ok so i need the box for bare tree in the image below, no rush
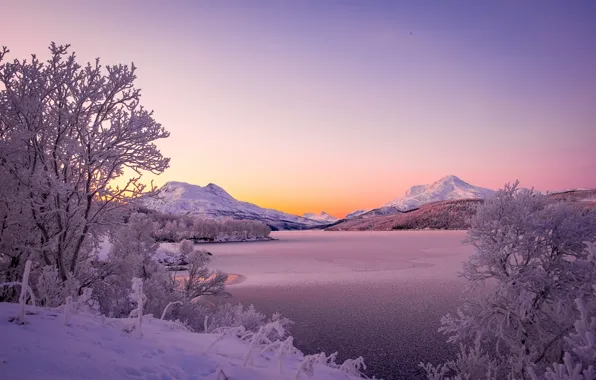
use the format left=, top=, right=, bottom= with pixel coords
left=183, top=250, right=228, bottom=299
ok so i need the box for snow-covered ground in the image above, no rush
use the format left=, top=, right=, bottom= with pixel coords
left=0, top=302, right=368, bottom=380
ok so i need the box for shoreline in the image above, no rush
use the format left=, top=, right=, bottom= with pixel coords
left=158, top=237, right=279, bottom=246
left=225, top=273, right=247, bottom=285
left=199, top=236, right=279, bottom=245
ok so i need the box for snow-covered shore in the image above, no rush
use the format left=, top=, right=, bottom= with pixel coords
left=0, top=302, right=370, bottom=380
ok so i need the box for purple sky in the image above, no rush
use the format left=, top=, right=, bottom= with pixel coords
left=2, top=1, right=595, bottom=217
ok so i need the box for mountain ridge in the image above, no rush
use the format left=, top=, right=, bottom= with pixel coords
left=143, top=181, right=326, bottom=230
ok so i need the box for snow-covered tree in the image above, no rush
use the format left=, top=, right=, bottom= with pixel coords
left=93, top=213, right=175, bottom=317
left=0, top=43, right=169, bottom=295
left=423, top=182, right=596, bottom=379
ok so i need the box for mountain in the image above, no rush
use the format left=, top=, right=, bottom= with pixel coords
left=303, top=211, right=338, bottom=223
left=329, top=189, right=596, bottom=231
left=142, top=181, right=325, bottom=230
left=384, top=175, right=495, bottom=212
left=344, top=175, right=494, bottom=219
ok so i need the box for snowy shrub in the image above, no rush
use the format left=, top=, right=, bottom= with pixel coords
left=93, top=213, right=182, bottom=319
left=35, top=266, right=80, bottom=308
left=423, top=182, right=596, bottom=380
left=296, top=354, right=322, bottom=379
left=294, top=352, right=370, bottom=380
left=243, top=320, right=286, bottom=366
left=179, top=239, right=194, bottom=255
left=204, top=303, right=292, bottom=336
left=339, top=356, right=367, bottom=376
left=1, top=260, right=35, bottom=324
left=237, top=304, right=267, bottom=332
left=260, top=336, right=298, bottom=374
left=71, top=288, right=94, bottom=314
left=35, top=266, right=64, bottom=307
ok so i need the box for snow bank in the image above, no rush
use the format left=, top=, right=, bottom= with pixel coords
left=0, top=302, right=371, bottom=380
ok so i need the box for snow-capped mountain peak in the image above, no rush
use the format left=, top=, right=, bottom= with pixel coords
left=303, top=211, right=338, bottom=223
left=384, top=175, right=494, bottom=211
left=203, top=183, right=235, bottom=200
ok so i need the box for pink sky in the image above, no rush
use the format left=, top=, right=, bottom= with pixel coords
left=2, top=1, right=595, bottom=217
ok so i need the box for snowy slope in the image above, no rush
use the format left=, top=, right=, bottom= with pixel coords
left=345, top=209, right=369, bottom=219
left=383, top=175, right=494, bottom=212
left=0, top=302, right=368, bottom=380
left=143, top=182, right=324, bottom=230
left=303, top=212, right=338, bottom=224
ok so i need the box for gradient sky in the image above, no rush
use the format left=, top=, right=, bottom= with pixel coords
left=2, top=1, right=596, bottom=217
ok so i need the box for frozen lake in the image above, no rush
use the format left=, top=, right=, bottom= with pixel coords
left=202, top=230, right=475, bottom=380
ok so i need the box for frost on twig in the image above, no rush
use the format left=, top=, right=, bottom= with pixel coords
left=260, top=336, right=297, bottom=374
left=215, top=368, right=228, bottom=380
left=124, top=278, right=146, bottom=338
left=160, top=301, right=183, bottom=320
left=204, top=325, right=247, bottom=353
left=294, top=352, right=369, bottom=380
left=339, top=356, right=367, bottom=376
left=243, top=320, right=285, bottom=367
left=63, top=296, right=72, bottom=326
left=3, top=260, right=34, bottom=324
left=295, top=354, right=323, bottom=379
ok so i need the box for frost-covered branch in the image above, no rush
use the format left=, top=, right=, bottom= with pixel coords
left=160, top=301, right=183, bottom=320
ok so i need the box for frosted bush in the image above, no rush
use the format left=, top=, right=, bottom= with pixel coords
left=423, top=182, right=596, bottom=379
left=35, top=265, right=80, bottom=307
left=260, top=336, right=298, bottom=374
left=237, top=304, right=267, bottom=332
left=204, top=303, right=292, bottom=335
left=243, top=320, right=286, bottom=366
left=179, top=239, right=194, bottom=255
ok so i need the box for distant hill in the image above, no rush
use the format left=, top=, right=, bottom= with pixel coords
left=142, top=181, right=327, bottom=230
left=329, top=199, right=483, bottom=231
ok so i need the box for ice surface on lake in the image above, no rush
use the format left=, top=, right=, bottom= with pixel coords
left=202, top=230, right=475, bottom=380
left=204, top=230, right=474, bottom=286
